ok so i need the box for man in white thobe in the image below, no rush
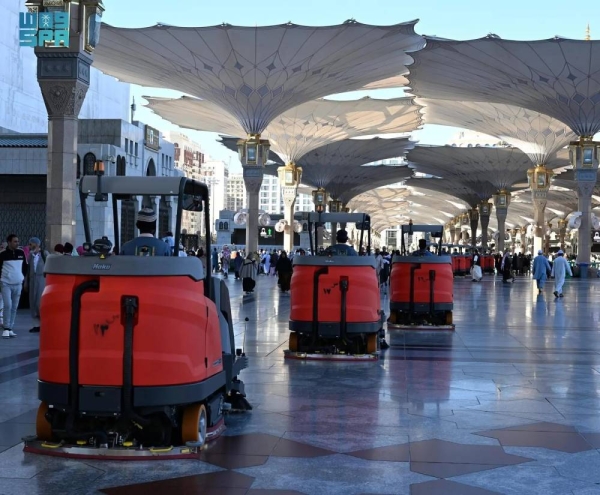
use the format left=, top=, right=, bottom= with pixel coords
left=551, top=250, right=572, bottom=298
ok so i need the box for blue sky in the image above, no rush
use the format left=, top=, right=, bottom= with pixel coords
left=101, top=0, right=599, bottom=169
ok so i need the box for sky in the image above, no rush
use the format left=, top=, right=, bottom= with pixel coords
left=101, top=0, right=599, bottom=170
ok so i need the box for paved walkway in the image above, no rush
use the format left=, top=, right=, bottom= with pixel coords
left=2, top=273, right=600, bottom=494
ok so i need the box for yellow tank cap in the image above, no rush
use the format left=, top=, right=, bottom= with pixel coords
left=123, top=441, right=133, bottom=447
left=41, top=442, right=61, bottom=449
left=76, top=440, right=87, bottom=445
left=149, top=446, right=173, bottom=453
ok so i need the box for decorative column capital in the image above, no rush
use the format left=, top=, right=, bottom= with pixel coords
left=478, top=201, right=492, bottom=218
left=493, top=189, right=511, bottom=211
left=237, top=134, right=270, bottom=166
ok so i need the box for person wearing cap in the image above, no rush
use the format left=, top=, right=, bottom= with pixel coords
left=120, top=208, right=171, bottom=256
left=551, top=250, right=572, bottom=298
left=0, top=234, right=28, bottom=339
left=532, top=249, right=551, bottom=294
left=329, top=229, right=358, bottom=256
left=25, top=237, right=49, bottom=333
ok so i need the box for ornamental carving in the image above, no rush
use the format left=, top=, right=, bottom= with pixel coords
left=38, top=80, right=89, bottom=118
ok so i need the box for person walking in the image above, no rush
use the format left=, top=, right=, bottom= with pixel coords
left=211, top=247, right=219, bottom=273
left=471, top=249, right=483, bottom=282
left=25, top=237, right=48, bottom=333
left=240, top=253, right=258, bottom=294
left=0, top=234, right=28, bottom=338
left=221, top=246, right=231, bottom=278
left=501, top=251, right=514, bottom=283
left=551, top=250, right=572, bottom=298
left=532, top=249, right=551, bottom=294
left=275, top=251, right=293, bottom=293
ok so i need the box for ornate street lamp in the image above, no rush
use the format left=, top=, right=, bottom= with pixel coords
left=312, top=188, right=327, bottom=213
left=527, top=165, right=553, bottom=193
left=81, top=0, right=105, bottom=53
left=277, top=162, right=302, bottom=186
left=569, top=137, right=600, bottom=171
left=493, top=189, right=511, bottom=209
left=328, top=199, right=343, bottom=213
left=237, top=134, right=270, bottom=166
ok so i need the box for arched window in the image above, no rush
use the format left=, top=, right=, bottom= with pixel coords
left=224, top=222, right=229, bottom=230
left=77, top=154, right=81, bottom=179
left=83, top=152, right=96, bottom=175
left=146, top=158, right=156, bottom=176
left=117, top=156, right=126, bottom=176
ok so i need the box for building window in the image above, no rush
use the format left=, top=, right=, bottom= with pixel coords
left=83, top=152, right=96, bottom=176
left=125, top=138, right=129, bottom=153
left=134, top=143, right=139, bottom=157
left=117, top=156, right=126, bottom=176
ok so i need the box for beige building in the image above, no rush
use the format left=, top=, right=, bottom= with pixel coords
left=227, top=172, right=246, bottom=212
left=166, top=132, right=205, bottom=235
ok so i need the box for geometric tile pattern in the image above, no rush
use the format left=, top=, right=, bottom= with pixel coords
left=348, top=438, right=532, bottom=477
left=408, top=37, right=600, bottom=136
left=418, top=99, right=576, bottom=165
left=95, top=23, right=424, bottom=134
left=476, top=422, right=595, bottom=453
left=220, top=136, right=416, bottom=204
left=5, top=277, right=600, bottom=495
left=147, top=96, right=421, bottom=164
left=410, top=479, right=503, bottom=495
left=199, top=433, right=336, bottom=469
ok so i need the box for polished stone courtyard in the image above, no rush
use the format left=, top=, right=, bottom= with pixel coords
left=1, top=273, right=600, bottom=494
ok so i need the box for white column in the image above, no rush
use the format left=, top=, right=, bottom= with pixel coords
left=496, top=208, right=507, bottom=252
left=243, top=168, right=262, bottom=254
left=577, top=179, right=595, bottom=266
left=282, top=191, right=297, bottom=253
left=532, top=197, right=547, bottom=255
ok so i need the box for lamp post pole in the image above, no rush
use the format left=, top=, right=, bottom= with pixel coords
left=527, top=165, right=553, bottom=256
left=238, top=135, right=270, bottom=254
left=493, top=190, right=511, bottom=253
left=277, top=164, right=302, bottom=253
left=478, top=201, right=492, bottom=250
left=569, top=137, right=600, bottom=277
left=27, top=0, right=105, bottom=248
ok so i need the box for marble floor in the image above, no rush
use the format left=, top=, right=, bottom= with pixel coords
left=2, top=273, right=600, bottom=494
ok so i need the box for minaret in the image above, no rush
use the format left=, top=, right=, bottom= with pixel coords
left=585, top=23, right=591, bottom=41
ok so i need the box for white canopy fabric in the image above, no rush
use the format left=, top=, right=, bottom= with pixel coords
left=146, top=96, right=423, bottom=163
left=408, top=37, right=600, bottom=136
left=95, top=21, right=425, bottom=134
left=418, top=99, right=577, bottom=164
left=253, top=137, right=415, bottom=204
left=406, top=145, right=564, bottom=194
left=405, top=177, right=494, bottom=207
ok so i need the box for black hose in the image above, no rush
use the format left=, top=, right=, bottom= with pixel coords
left=429, top=269, right=436, bottom=318
left=339, top=277, right=349, bottom=340
left=121, top=296, right=150, bottom=426
left=67, top=280, right=99, bottom=432
left=312, top=267, right=328, bottom=345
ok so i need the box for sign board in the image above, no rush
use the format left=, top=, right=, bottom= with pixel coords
left=592, top=231, right=600, bottom=244
left=19, top=11, right=70, bottom=48
left=144, top=125, right=160, bottom=151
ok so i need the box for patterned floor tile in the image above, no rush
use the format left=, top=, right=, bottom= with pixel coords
left=476, top=422, right=594, bottom=453
left=410, top=479, right=503, bottom=494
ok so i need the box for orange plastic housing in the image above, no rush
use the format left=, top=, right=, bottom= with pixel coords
left=39, top=274, right=223, bottom=388
left=481, top=255, right=495, bottom=273
left=390, top=256, right=454, bottom=310
left=290, top=263, right=380, bottom=326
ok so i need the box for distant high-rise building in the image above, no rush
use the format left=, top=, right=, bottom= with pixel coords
left=166, top=132, right=205, bottom=236
left=201, top=160, right=229, bottom=235
left=227, top=173, right=246, bottom=212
